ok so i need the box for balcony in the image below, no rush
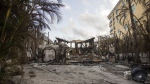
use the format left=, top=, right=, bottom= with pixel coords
left=113, top=18, right=115, bottom=21
left=110, top=29, right=113, bottom=33
left=113, top=21, right=115, bottom=25
left=109, top=20, right=112, bottom=27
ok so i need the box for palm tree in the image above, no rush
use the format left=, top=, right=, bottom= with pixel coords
left=0, top=0, right=64, bottom=83
left=116, top=0, right=150, bottom=63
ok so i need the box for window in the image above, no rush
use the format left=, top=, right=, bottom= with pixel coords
left=117, top=19, right=119, bottom=23
left=110, top=29, right=113, bottom=33
left=118, top=29, right=120, bottom=35
left=110, top=20, right=112, bottom=24
left=116, top=16, right=119, bottom=23
left=114, top=27, right=115, bottom=30
left=124, top=24, right=128, bottom=30
left=131, top=4, right=135, bottom=13
left=122, top=1, right=126, bottom=7
left=124, top=13, right=126, bottom=17
left=116, top=9, right=118, bottom=15
left=133, top=17, right=137, bottom=23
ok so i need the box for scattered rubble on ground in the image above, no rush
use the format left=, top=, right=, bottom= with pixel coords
left=12, top=62, right=145, bottom=84
left=9, top=37, right=150, bottom=84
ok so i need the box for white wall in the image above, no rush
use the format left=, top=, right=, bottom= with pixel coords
left=44, top=49, right=55, bottom=62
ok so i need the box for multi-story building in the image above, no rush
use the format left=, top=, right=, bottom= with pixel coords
left=108, top=0, right=150, bottom=39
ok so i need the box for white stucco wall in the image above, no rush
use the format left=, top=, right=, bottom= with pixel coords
left=44, top=50, right=55, bottom=62
left=39, top=44, right=58, bottom=62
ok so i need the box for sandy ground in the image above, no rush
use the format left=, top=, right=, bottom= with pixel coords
left=13, top=62, right=142, bottom=84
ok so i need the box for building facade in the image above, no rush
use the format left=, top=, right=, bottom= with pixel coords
left=108, top=0, right=150, bottom=39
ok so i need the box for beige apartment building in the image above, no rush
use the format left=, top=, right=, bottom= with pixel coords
left=108, top=0, right=150, bottom=39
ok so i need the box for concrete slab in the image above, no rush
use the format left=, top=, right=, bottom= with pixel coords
left=115, top=65, right=130, bottom=69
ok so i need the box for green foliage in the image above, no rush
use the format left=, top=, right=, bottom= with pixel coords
left=0, top=66, right=12, bottom=84
left=114, top=0, right=150, bottom=63
left=0, top=0, right=64, bottom=82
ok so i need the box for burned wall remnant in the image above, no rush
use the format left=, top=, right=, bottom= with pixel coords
left=56, top=37, right=95, bottom=55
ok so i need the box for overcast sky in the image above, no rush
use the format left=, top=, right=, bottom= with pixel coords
left=45, top=0, right=119, bottom=41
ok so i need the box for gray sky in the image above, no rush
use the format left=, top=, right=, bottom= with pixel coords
left=45, top=0, right=119, bottom=41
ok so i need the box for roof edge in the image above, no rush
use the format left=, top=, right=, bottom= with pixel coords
left=107, top=0, right=122, bottom=19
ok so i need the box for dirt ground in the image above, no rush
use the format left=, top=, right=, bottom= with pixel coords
left=13, top=62, right=144, bottom=84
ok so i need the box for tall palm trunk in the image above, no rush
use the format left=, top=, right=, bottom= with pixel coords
left=127, top=0, right=140, bottom=63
